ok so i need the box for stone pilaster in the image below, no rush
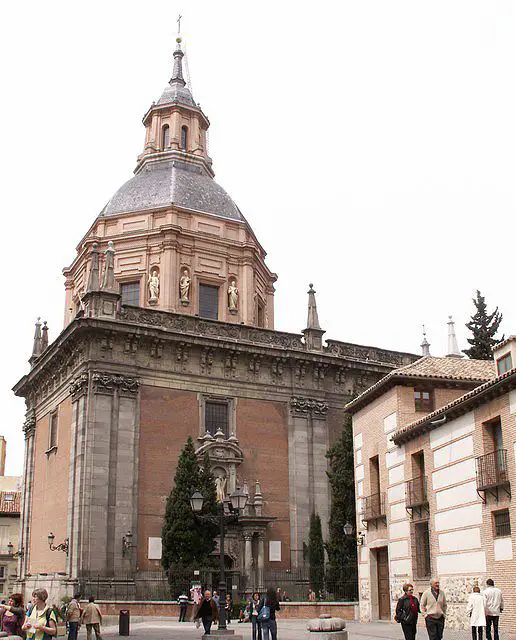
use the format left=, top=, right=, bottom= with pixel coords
left=19, top=409, right=36, bottom=577
left=256, top=532, right=265, bottom=591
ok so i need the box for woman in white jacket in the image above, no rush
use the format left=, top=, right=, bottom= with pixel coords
left=466, top=586, right=487, bottom=640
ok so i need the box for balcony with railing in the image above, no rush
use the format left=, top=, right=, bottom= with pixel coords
left=405, top=475, right=429, bottom=520
left=362, top=492, right=386, bottom=528
left=475, top=449, right=511, bottom=503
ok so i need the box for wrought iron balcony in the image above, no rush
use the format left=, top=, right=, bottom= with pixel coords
left=363, top=492, right=386, bottom=525
left=406, top=476, right=428, bottom=509
left=475, top=449, right=510, bottom=503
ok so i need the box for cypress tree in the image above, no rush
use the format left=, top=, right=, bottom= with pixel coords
left=325, top=410, right=358, bottom=598
left=198, top=452, right=219, bottom=552
left=308, top=513, right=325, bottom=596
left=161, top=437, right=217, bottom=580
left=463, top=290, right=503, bottom=360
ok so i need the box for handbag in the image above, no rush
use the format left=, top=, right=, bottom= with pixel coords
left=258, top=598, right=270, bottom=622
left=56, top=622, right=67, bottom=637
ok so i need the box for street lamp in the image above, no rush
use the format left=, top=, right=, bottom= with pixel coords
left=7, top=542, right=23, bottom=559
left=122, top=531, right=136, bottom=557
left=343, top=522, right=354, bottom=537
left=191, top=487, right=248, bottom=631
left=48, top=532, right=69, bottom=555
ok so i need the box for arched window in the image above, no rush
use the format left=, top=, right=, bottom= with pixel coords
left=181, top=126, right=188, bottom=151
left=162, top=125, right=169, bottom=150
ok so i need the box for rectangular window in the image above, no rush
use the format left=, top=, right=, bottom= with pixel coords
left=414, top=388, right=434, bottom=412
left=199, top=284, right=219, bottom=320
left=120, top=282, right=140, bottom=306
left=493, top=510, right=511, bottom=538
left=0, top=566, right=4, bottom=579
left=496, top=353, right=513, bottom=375
left=257, top=300, right=265, bottom=328
left=49, top=411, right=58, bottom=449
left=205, top=401, right=229, bottom=437
left=369, top=455, right=380, bottom=495
left=413, top=521, right=431, bottom=578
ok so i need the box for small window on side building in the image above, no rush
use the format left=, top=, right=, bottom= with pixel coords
left=49, top=411, right=58, bottom=449
left=414, top=388, right=434, bottom=412
left=121, top=282, right=140, bottom=307
left=493, top=510, right=511, bottom=537
left=496, top=353, right=513, bottom=375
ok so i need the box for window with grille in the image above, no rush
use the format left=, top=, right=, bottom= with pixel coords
left=162, top=124, right=170, bottom=150
left=413, top=521, right=431, bottom=578
left=493, top=510, right=511, bottom=537
left=205, top=401, right=229, bottom=437
left=121, top=282, right=140, bottom=306
left=414, top=388, right=434, bottom=412
left=181, top=126, right=188, bottom=151
left=496, top=353, right=513, bottom=375
left=3, top=494, right=13, bottom=502
left=199, top=284, right=219, bottom=319
left=49, top=411, right=58, bottom=449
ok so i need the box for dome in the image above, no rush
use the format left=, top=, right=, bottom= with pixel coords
left=100, top=159, right=245, bottom=221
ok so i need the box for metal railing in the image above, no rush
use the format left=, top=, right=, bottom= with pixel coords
left=363, top=492, right=386, bottom=521
left=406, top=475, right=428, bottom=508
left=476, top=449, right=509, bottom=491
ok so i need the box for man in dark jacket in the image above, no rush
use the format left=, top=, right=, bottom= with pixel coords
left=193, top=590, right=219, bottom=635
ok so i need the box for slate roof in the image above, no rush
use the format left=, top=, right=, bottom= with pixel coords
left=345, top=356, right=496, bottom=414
left=0, top=491, right=21, bottom=514
left=100, top=159, right=245, bottom=221
left=393, top=366, right=516, bottom=445
left=157, top=81, right=196, bottom=107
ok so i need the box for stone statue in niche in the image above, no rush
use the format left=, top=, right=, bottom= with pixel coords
left=179, top=269, right=191, bottom=304
left=228, top=280, right=238, bottom=313
left=215, top=475, right=227, bottom=503
left=148, top=270, right=160, bottom=303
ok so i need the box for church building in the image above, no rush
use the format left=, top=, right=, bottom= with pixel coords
left=13, top=36, right=416, bottom=599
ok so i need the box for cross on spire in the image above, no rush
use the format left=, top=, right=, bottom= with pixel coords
left=177, top=14, right=182, bottom=35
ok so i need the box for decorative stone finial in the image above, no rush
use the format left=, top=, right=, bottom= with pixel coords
left=41, top=321, right=49, bottom=351
left=86, top=243, right=100, bottom=293
left=254, top=480, right=263, bottom=515
left=101, top=241, right=118, bottom=294
left=29, top=317, right=43, bottom=366
left=303, top=283, right=325, bottom=351
left=421, top=325, right=431, bottom=357
left=446, top=315, right=462, bottom=358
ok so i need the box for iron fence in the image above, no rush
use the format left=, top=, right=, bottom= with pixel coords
left=476, top=449, right=508, bottom=490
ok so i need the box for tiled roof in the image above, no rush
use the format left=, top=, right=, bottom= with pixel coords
left=393, top=366, right=516, bottom=445
left=0, top=491, right=21, bottom=514
left=345, top=356, right=496, bottom=414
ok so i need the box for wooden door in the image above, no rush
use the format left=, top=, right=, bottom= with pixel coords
left=377, top=547, right=391, bottom=620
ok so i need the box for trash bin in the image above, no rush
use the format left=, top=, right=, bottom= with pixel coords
left=119, top=609, right=130, bottom=636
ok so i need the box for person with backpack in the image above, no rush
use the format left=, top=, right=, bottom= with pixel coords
left=0, top=592, right=26, bottom=638
left=22, top=589, right=57, bottom=639
left=257, top=588, right=280, bottom=640
left=395, top=583, right=420, bottom=640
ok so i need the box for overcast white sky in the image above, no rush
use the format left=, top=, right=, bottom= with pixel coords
left=1, top=1, right=515, bottom=475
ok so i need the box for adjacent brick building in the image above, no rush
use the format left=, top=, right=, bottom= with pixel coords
left=346, top=339, right=516, bottom=632
left=12, top=37, right=416, bottom=601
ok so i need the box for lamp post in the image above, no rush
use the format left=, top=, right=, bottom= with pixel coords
left=7, top=542, right=23, bottom=559
left=190, top=487, right=248, bottom=631
left=122, top=531, right=136, bottom=557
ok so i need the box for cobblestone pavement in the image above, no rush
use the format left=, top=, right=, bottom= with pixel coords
left=97, top=619, right=516, bottom=640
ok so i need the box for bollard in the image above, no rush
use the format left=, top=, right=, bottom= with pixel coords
left=119, top=609, right=130, bottom=636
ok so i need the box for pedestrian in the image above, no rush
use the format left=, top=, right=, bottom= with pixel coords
left=483, top=579, right=503, bottom=640
left=258, top=587, right=281, bottom=640
left=421, top=578, right=447, bottom=640
left=466, top=586, right=486, bottom=640
left=308, top=588, right=316, bottom=602
left=249, top=592, right=262, bottom=640
left=193, top=589, right=218, bottom=635
left=212, top=591, right=220, bottom=609
left=395, top=583, right=420, bottom=640
left=0, top=593, right=26, bottom=638
left=22, top=588, right=58, bottom=639
left=80, top=597, right=103, bottom=640
left=224, top=594, right=233, bottom=624
left=66, top=593, right=82, bottom=640
left=178, top=591, right=189, bottom=622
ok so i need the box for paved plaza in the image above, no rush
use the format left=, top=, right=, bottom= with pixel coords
left=97, top=619, right=516, bottom=640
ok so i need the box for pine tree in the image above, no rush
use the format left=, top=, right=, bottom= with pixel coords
left=308, top=513, right=325, bottom=596
left=463, top=290, right=503, bottom=360
left=325, top=410, right=358, bottom=598
left=161, top=437, right=217, bottom=579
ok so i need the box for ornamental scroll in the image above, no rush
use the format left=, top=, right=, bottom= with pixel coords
left=91, top=372, right=139, bottom=395
left=289, top=396, right=328, bottom=416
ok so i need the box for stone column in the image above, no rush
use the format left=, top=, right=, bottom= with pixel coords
left=256, top=533, right=265, bottom=592
left=243, top=532, right=253, bottom=590
left=19, top=410, right=36, bottom=577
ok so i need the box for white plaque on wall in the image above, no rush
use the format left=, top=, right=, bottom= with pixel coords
left=148, top=536, right=162, bottom=560
left=269, top=540, right=281, bottom=562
